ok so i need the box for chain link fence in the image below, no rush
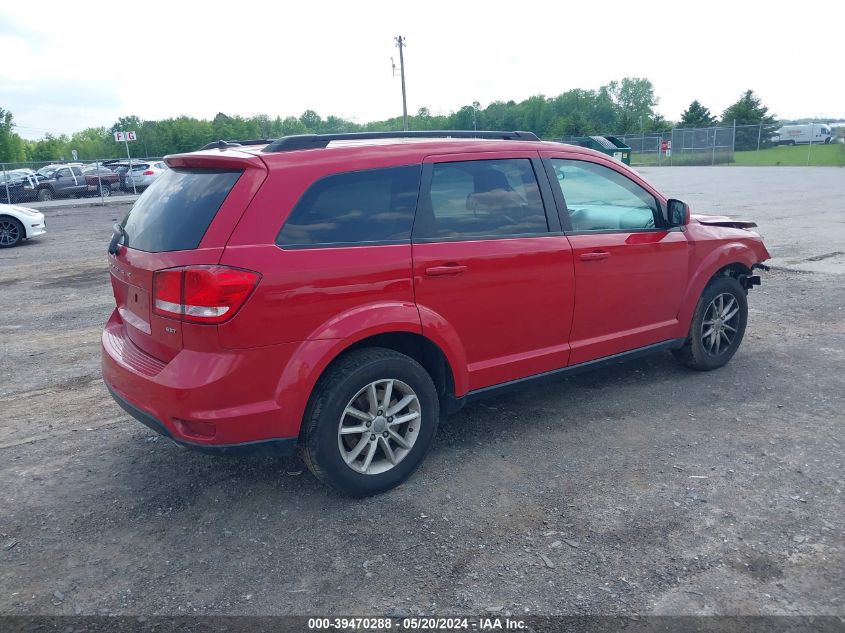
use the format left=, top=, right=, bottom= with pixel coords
left=616, top=126, right=737, bottom=166
left=1, top=157, right=165, bottom=207
left=563, top=122, right=841, bottom=166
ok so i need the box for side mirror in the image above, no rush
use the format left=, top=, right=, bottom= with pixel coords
left=666, top=198, right=690, bottom=227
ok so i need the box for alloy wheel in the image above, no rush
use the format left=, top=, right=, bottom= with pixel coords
left=337, top=378, right=421, bottom=475
left=0, top=220, right=20, bottom=246
left=701, top=292, right=740, bottom=355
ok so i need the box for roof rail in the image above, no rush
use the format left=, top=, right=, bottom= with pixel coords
left=198, top=139, right=275, bottom=151
left=262, top=130, right=540, bottom=153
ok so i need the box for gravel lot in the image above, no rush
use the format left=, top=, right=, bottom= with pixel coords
left=1, top=167, right=843, bottom=617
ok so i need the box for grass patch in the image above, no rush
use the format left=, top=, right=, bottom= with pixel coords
left=732, top=143, right=845, bottom=166
left=629, top=143, right=845, bottom=167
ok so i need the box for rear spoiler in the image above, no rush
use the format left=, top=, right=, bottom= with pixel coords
left=164, top=150, right=267, bottom=171
left=692, top=214, right=758, bottom=229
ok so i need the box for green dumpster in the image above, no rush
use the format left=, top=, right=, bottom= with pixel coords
left=565, top=135, right=631, bottom=165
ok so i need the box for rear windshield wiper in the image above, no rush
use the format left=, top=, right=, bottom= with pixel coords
left=108, top=223, right=126, bottom=254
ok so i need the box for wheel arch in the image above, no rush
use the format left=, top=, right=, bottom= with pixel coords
left=275, top=319, right=466, bottom=440
left=343, top=331, right=457, bottom=403
left=310, top=330, right=459, bottom=408
left=677, top=243, right=759, bottom=333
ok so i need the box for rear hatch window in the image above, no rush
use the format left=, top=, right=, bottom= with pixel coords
left=121, top=168, right=242, bottom=252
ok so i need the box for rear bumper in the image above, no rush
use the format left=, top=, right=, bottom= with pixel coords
left=106, top=383, right=297, bottom=456
left=87, top=181, right=114, bottom=192
left=101, top=308, right=301, bottom=453
left=125, top=176, right=155, bottom=188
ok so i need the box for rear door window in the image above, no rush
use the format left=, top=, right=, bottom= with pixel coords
left=276, top=165, right=420, bottom=247
left=120, top=168, right=242, bottom=252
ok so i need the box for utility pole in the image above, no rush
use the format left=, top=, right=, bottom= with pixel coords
left=394, top=36, right=408, bottom=131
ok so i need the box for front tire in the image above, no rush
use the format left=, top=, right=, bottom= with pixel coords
left=99, top=182, right=112, bottom=197
left=37, top=188, right=54, bottom=202
left=0, top=217, right=24, bottom=248
left=301, top=348, right=439, bottom=497
left=673, top=276, right=748, bottom=371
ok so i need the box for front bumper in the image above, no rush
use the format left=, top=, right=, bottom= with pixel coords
left=26, top=216, right=46, bottom=239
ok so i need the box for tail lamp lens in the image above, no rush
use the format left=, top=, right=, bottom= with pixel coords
left=153, top=266, right=260, bottom=324
left=142, top=170, right=155, bottom=175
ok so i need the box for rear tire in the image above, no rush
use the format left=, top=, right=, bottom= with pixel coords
left=301, top=347, right=439, bottom=497
left=672, top=276, right=748, bottom=371
left=99, top=182, right=112, bottom=197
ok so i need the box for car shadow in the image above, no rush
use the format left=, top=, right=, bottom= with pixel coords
left=109, top=349, right=703, bottom=507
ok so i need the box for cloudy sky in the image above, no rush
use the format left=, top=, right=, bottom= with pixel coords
left=2, top=0, right=843, bottom=139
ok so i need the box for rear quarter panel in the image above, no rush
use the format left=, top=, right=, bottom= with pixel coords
left=217, top=244, right=418, bottom=349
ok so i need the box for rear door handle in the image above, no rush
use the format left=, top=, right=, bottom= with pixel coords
left=425, top=264, right=467, bottom=276
left=579, top=251, right=611, bottom=261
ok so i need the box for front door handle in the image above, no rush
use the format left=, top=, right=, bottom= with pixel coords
left=579, top=251, right=611, bottom=261
left=425, top=264, right=467, bottom=276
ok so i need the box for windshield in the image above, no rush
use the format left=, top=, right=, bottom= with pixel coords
left=3, top=171, right=34, bottom=182
left=36, top=167, right=57, bottom=177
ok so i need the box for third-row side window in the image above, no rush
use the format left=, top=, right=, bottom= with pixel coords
left=277, top=165, right=421, bottom=247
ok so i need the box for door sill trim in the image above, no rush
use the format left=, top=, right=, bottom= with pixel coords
left=459, top=338, right=686, bottom=405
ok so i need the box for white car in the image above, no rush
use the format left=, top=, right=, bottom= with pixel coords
left=0, top=203, right=47, bottom=248
left=124, top=161, right=168, bottom=190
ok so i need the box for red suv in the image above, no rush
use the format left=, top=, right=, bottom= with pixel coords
left=102, top=131, right=770, bottom=496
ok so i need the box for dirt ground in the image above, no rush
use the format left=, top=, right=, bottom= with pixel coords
left=0, top=167, right=843, bottom=617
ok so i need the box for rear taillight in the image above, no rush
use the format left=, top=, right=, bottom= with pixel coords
left=153, top=266, right=260, bottom=324
left=142, top=170, right=154, bottom=175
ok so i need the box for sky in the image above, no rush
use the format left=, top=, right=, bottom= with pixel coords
left=2, top=0, right=843, bottom=140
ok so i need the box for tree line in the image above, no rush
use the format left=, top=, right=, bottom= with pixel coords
left=1, top=79, right=780, bottom=163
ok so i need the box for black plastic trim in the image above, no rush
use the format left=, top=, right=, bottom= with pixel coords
left=412, top=232, right=563, bottom=244
left=542, top=157, right=573, bottom=232
left=532, top=156, right=562, bottom=233
left=459, top=338, right=687, bottom=405
left=263, top=131, right=540, bottom=153
left=565, top=226, right=685, bottom=236
left=106, top=384, right=298, bottom=457
left=277, top=239, right=411, bottom=251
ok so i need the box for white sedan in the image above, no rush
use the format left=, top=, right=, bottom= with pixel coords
left=0, top=203, right=46, bottom=248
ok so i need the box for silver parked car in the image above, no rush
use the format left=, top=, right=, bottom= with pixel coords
left=124, top=161, right=168, bottom=190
